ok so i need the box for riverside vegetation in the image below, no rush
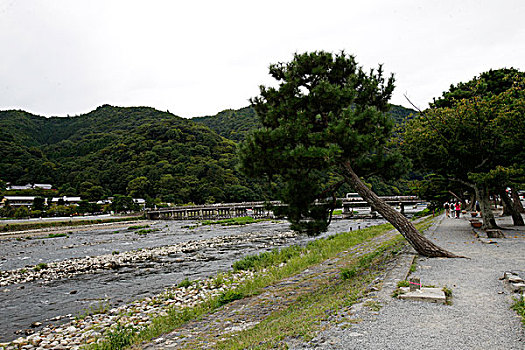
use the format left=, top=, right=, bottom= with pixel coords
left=0, top=216, right=434, bottom=350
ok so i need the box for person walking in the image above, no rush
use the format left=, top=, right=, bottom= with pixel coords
left=444, top=201, right=450, bottom=217
left=450, top=200, right=455, bottom=218
left=455, top=201, right=461, bottom=218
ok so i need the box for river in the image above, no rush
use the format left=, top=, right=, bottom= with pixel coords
left=0, top=218, right=387, bottom=342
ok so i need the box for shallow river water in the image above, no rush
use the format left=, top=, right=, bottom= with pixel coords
left=0, top=218, right=386, bottom=342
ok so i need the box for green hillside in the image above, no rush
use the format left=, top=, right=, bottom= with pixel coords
left=193, top=104, right=415, bottom=141
left=192, top=106, right=258, bottom=142
left=0, top=106, right=266, bottom=204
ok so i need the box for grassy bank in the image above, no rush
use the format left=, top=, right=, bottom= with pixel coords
left=86, top=216, right=434, bottom=349
left=217, top=240, right=403, bottom=349
left=0, top=216, right=144, bottom=233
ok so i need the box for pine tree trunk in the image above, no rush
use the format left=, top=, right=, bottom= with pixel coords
left=341, top=161, right=460, bottom=258
left=502, top=195, right=512, bottom=216
left=511, top=186, right=525, bottom=214
left=474, top=184, right=498, bottom=229
left=500, top=189, right=525, bottom=226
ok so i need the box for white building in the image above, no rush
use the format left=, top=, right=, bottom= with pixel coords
left=1, top=196, right=38, bottom=207
left=133, top=198, right=146, bottom=209
left=6, top=183, right=53, bottom=190
left=51, top=196, right=82, bottom=205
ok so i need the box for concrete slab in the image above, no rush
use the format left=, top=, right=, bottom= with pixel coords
left=507, top=275, right=524, bottom=283
left=397, top=287, right=447, bottom=304
left=510, top=283, right=525, bottom=293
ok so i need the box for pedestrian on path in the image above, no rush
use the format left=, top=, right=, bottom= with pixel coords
left=455, top=201, right=461, bottom=218
left=443, top=201, right=450, bottom=217
left=450, top=200, right=455, bottom=218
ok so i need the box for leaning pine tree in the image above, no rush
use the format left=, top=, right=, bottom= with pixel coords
left=239, top=51, right=459, bottom=258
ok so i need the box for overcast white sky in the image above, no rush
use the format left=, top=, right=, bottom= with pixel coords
left=1, top=0, right=524, bottom=118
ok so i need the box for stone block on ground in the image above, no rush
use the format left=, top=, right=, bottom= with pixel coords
left=486, top=229, right=505, bottom=238
left=507, top=275, right=524, bottom=284
left=501, top=272, right=525, bottom=293
left=397, top=287, right=447, bottom=304
left=510, top=283, right=525, bottom=293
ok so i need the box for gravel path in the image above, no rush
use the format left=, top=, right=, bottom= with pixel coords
left=296, top=214, right=525, bottom=350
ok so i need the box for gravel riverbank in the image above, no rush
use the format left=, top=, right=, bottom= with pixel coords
left=0, top=270, right=258, bottom=349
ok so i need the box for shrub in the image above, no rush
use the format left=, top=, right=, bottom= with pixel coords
left=397, top=280, right=410, bottom=287
left=340, top=268, right=357, bottom=280
left=216, top=290, right=244, bottom=307
left=34, top=263, right=48, bottom=272
left=177, top=278, right=192, bottom=288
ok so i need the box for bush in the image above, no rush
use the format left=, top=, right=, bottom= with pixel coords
left=14, top=206, right=30, bottom=218
left=215, top=290, right=244, bottom=307
left=34, top=263, right=48, bottom=272
left=397, top=280, right=410, bottom=287
left=105, top=323, right=137, bottom=350
left=340, top=267, right=357, bottom=280
left=177, top=278, right=192, bottom=288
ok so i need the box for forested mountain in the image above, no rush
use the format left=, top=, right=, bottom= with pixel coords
left=193, top=104, right=415, bottom=141
left=192, top=106, right=258, bottom=142
left=0, top=103, right=415, bottom=204
left=0, top=105, right=267, bottom=204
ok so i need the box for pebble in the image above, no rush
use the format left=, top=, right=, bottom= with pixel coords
left=1, top=270, right=259, bottom=348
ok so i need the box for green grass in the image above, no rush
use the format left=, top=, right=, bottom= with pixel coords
left=442, top=286, right=453, bottom=305
left=364, top=300, right=383, bottom=311
left=215, top=241, right=402, bottom=349
left=75, top=300, right=112, bottom=321
left=397, top=280, right=410, bottom=288
left=409, top=259, right=417, bottom=273
left=47, top=232, right=68, bottom=238
left=231, top=222, right=397, bottom=273
left=177, top=278, right=192, bottom=288
left=34, top=263, right=48, bottom=272
left=512, top=295, right=525, bottom=326
left=96, top=323, right=138, bottom=350
left=135, top=228, right=158, bottom=235
left=201, top=216, right=266, bottom=226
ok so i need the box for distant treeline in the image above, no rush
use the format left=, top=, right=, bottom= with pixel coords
left=0, top=104, right=415, bottom=205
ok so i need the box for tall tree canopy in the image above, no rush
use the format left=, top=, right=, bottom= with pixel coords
left=403, top=69, right=525, bottom=228
left=239, top=51, right=457, bottom=257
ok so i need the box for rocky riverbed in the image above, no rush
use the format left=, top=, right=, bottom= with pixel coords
left=1, top=270, right=258, bottom=349
left=0, top=218, right=385, bottom=346
left=0, top=230, right=297, bottom=287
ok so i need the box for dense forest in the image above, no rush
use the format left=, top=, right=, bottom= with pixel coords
left=0, top=103, right=415, bottom=205
left=192, top=104, right=415, bottom=142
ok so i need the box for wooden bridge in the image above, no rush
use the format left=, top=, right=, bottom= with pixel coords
left=145, top=196, right=422, bottom=220
left=341, top=195, right=421, bottom=218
